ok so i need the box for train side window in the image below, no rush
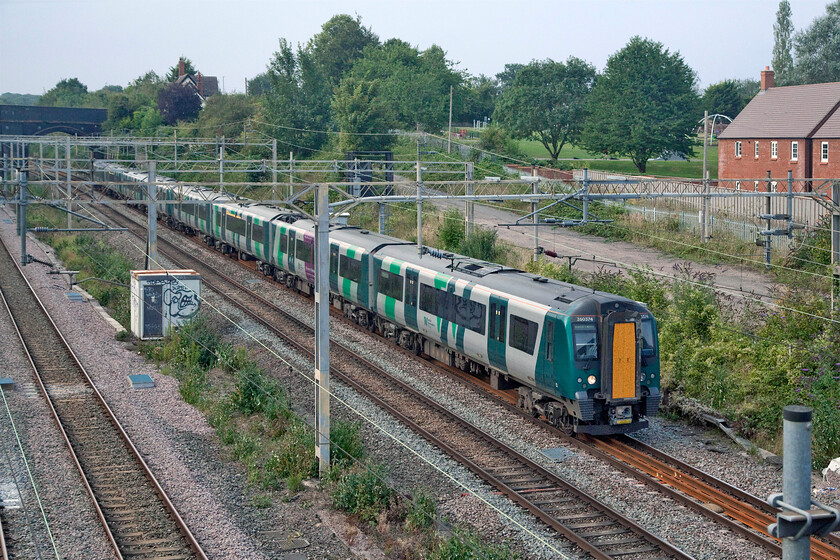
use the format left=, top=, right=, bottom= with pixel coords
left=510, top=314, right=538, bottom=355
left=419, top=284, right=437, bottom=315
left=406, top=274, right=418, bottom=307
left=227, top=215, right=247, bottom=237
left=215, top=209, right=224, bottom=229
left=572, top=323, right=598, bottom=360
left=330, top=245, right=339, bottom=276
left=182, top=202, right=194, bottom=216
left=641, top=318, right=655, bottom=357
left=378, top=268, right=403, bottom=301
left=339, top=254, right=362, bottom=283
left=295, top=239, right=313, bottom=264
left=489, top=303, right=506, bottom=343
left=280, top=233, right=288, bottom=254
left=454, top=294, right=485, bottom=334
left=545, top=320, right=554, bottom=362
left=252, top=222, right=265, bottom=242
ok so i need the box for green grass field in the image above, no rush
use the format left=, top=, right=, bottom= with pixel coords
left=515, top=139, right=719, bottom=179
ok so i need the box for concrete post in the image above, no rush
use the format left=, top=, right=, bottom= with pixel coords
left=379, top=202, right=386, bottom=234
left=146, top=162, right=157, bottom=269
left=416, top=143, right=423, bottom=259
left=66, top=136, right=72, bottom=229
left=174, top=129, right=178, bottom=167
left=466, top=162, right=474, bottom=237
left=787, top=170, right=794, bottom=237
left=219, top=137, right=225, bottom=192
left=765, top=171, right=772, bottom=269
left=314, top=183, right=331, bottom=476
left=289, top=151, right=294, bottom=201
left=19, top=170, right=27, bottom=266
left=271, top=140, right=277, bottom=203
left=782, top=405, right=813, bottom=560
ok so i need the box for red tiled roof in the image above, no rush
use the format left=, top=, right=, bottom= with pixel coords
left=718, top=81, right=840, bottom=139
left=813, top=104, right=840, bottom=138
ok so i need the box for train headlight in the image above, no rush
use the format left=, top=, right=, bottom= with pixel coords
left=587, top=375, right=596, bottom=385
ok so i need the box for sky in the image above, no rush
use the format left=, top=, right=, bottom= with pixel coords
left=0, top=0, right=832, bottom=96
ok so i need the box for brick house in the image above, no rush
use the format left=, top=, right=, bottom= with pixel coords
left=717, top=68, right=840, bottom=191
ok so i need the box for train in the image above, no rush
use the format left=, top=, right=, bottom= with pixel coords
left=93, top=161, right=661, bottom=435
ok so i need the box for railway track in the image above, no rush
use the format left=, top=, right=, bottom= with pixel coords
left=93, top=201, right=693, bottom=560
left=0, top=234, right=207, bottom=560
left=439, top=355, right=840, bottom=560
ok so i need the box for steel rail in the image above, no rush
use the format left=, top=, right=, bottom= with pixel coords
left=0, top=234, right=208, bottom=560
left=94, top=201, right=693, bottom=560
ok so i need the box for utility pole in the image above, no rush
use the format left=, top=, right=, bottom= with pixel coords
left=702, top=110, right=710, bottom=243
left=270, top=139, right=277, bottom=202
left=447, top=85, right=453, bottom=154
left=832, top=181, right=840, bottom=311
left=19, top=169, right=28, bottom=266
left=532, top=167, right=539, bottom=262
left=219, top=136, right=225, bottom=192
left=465, top=162, right=474, bottom=237
left=66, top=136, right=72, bottom=229
left=314, top=183, right=331, bottom=476
left=416, top=142, right=423, bottom=259
left=146, top=162, right=157, bottom=269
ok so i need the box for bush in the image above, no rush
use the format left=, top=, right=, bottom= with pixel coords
left=427, top=528, right=518, bottom=560
left=438, top=209, right=465, bottom=251
left=331, top=464, right=394, bottom=524
left=477, top=126, right=523, bottom=159
left=457, top=228, right=500, bottom=262
left=405, top=491, right=436, bottom=533
left=264, top=420, right=318, bottom=486
left=330, top=420, right=365, bottom=472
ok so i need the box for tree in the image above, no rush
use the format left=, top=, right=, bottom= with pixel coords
left=157, top=83, right=202, bottom=125
left=260, top=39, right=332, bottom=153
left=772, top=1, right=795, bottom=85
left=37, top=78, right=88, bottom=107
left=702, top=80, right=749, bottom=118
left=493, top=57, right=596, bottom=161
left=167, top=57, right=198, bottom=82
left=187, top=94, right=258, bottom=139
left=496, top=63, right=525, bottom=90
left=582, top=37, right=700, bottom=173
left=348, top=39, right=463, bottom=131
left=308, top=14, right=378, bottom=86
left=331, top=76, right=395, bottom=152
left=460, top=74, right=498, bottom=123
left=793, top=0, right=840, bottom=84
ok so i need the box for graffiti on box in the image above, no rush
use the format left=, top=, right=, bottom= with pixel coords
left=163, top=281, right=200, bottom=318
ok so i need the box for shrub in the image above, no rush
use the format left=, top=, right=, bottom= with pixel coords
left=457, top=228, right=500, bottom=262
left=405, top=491, right=436, bottom=533
left=427, top=529, right=518, bottom=560
left=331, top=464, right=394, bottom=524
left=438, top=209, right=465, bottom=251
left=330, top=420, right=365, bottom=472
left=264, top=420, right=317, bottom=487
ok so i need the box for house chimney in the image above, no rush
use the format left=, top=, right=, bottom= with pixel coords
left=197, top=72, right=203, bottom=96
left=761, top=66, right=775, bottom=90
left=178, top=57, right=186, bottom=78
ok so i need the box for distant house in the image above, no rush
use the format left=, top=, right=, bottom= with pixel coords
left=717, top=67, right=840, bottom=191
left=175, top=58, right=219, bottom=102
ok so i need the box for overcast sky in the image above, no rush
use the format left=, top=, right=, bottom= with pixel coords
left=0, top=0, right=832, bottom=96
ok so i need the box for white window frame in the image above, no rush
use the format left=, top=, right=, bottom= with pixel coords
left=791, top=141, right=798, bottom=161
left=735, top=141, right=742, bottom=158
left=735, top=180, right=741, bottom=191
left=822, top=141, right=829, bottom=163
left=771, top=141, right=778, bottom=159
left=755, top=141, right=759, bottom=158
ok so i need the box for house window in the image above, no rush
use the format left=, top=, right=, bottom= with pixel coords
left=755, top=141, right=759, bottom=158
left=735, top=141, right=742, bottom=158
left=791, top=141, right=798, bottom=161
left=735, top=181, right=741, bottom=191
left=822, top=142, right=829, bottom=163
left=771, top=141, right=778, bottom=159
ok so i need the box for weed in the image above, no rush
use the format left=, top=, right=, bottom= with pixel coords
left=427, top=528, right=519, bottom=560
left=331, top=464, right=394, bottom=524
left=252, top=494, right=272, bottom=509
left=405, top=491, right=436, bottom=533
left=286, top=473, right=304, bottom=493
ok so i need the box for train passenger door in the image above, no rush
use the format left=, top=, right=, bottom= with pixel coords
left=404, top=268, right=419, bottom=330
left=329, top=243, right=339, bottom=292
left=287, top=229, right=296, bottom=273
left=537, top=316, right=557, bottom=392
left=487, top=294, right=508, bottom=372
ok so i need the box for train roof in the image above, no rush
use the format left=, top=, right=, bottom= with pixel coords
left=326, top=225, right=645, bottom=313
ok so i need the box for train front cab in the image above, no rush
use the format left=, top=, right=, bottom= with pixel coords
left=544, top=309, right=659, bottom=435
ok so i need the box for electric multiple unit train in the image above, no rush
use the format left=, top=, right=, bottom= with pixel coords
left=94, top=161, right=660, bottom=434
